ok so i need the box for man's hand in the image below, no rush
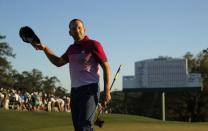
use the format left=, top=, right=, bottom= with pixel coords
left=35, top=43, right=47, bottom=51
left=101, top=91, right=111, bottom=108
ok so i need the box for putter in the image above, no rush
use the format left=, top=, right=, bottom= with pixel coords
left=19, top=26, right=41, bottom=48
left=95, top=64, right=123, bottom=128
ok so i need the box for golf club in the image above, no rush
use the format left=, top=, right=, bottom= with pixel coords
left=95, top=64, right=123, bottom=128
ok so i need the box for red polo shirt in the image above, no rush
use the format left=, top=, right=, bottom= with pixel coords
left=62, top=36, right=108, bottom=88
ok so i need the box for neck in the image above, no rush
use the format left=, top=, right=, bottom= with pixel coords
left=74, top=36, right=86, bottom=43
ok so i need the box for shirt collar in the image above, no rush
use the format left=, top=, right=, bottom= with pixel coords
left=74, top=36, right=89, bottom=45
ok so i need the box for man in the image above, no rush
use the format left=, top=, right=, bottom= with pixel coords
left=35, top=19, right=111, bottom=131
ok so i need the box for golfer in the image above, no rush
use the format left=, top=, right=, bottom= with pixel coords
left=35, top=19, right=111, bottom=131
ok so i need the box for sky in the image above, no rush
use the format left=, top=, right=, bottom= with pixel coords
left=1, top=0, right=208, bottom=92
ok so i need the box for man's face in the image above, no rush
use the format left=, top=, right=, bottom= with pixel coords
left=69, top=20, right=86, bottom=42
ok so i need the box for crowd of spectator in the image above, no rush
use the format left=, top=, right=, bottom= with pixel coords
left=0, top=88, right=71, bottom=112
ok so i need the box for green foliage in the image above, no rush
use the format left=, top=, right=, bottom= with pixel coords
left=55, top=86, right=68, bottom=97
left=12, top=69, right=67, bottom=94
left=0, top=35, right=16, bottom=88
left=13, top=69, right=43, bottom=92
left=42, top=76, right=60, bottom=94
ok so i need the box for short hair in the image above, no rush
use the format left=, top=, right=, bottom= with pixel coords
left=69, top=19, right=84, bottom=28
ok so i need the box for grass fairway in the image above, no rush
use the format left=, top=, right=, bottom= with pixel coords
left=1, top=109, right=208, bottom=131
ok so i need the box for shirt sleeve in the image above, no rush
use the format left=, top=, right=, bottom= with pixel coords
left=92, top=41, right=108, bottom=63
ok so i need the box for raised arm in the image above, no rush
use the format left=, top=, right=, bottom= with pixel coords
left=35, top=43, right=68, bottom=67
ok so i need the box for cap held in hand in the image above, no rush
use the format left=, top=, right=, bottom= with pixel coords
left=19, top=26, right=41, bottom=48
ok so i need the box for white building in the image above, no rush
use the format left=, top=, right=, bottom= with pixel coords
left=123, top=57, right=202, bottom=91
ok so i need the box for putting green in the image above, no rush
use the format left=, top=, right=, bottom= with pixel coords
left=1, top=109, right=208, bottom=131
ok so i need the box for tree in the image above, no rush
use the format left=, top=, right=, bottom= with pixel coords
left=12, top=69, right=42, bottom=92
left=42, top=76, right=60, bottom=94
left=0, top=35, right=15, bottom=88
left=12, top=68, right=64, bottom=94
left=176, top=51, right=208, bottom=122
left=55, top=86, right=68, bottom=97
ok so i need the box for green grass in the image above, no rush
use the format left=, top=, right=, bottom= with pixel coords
left=1, top=109, right=208, bottom=131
